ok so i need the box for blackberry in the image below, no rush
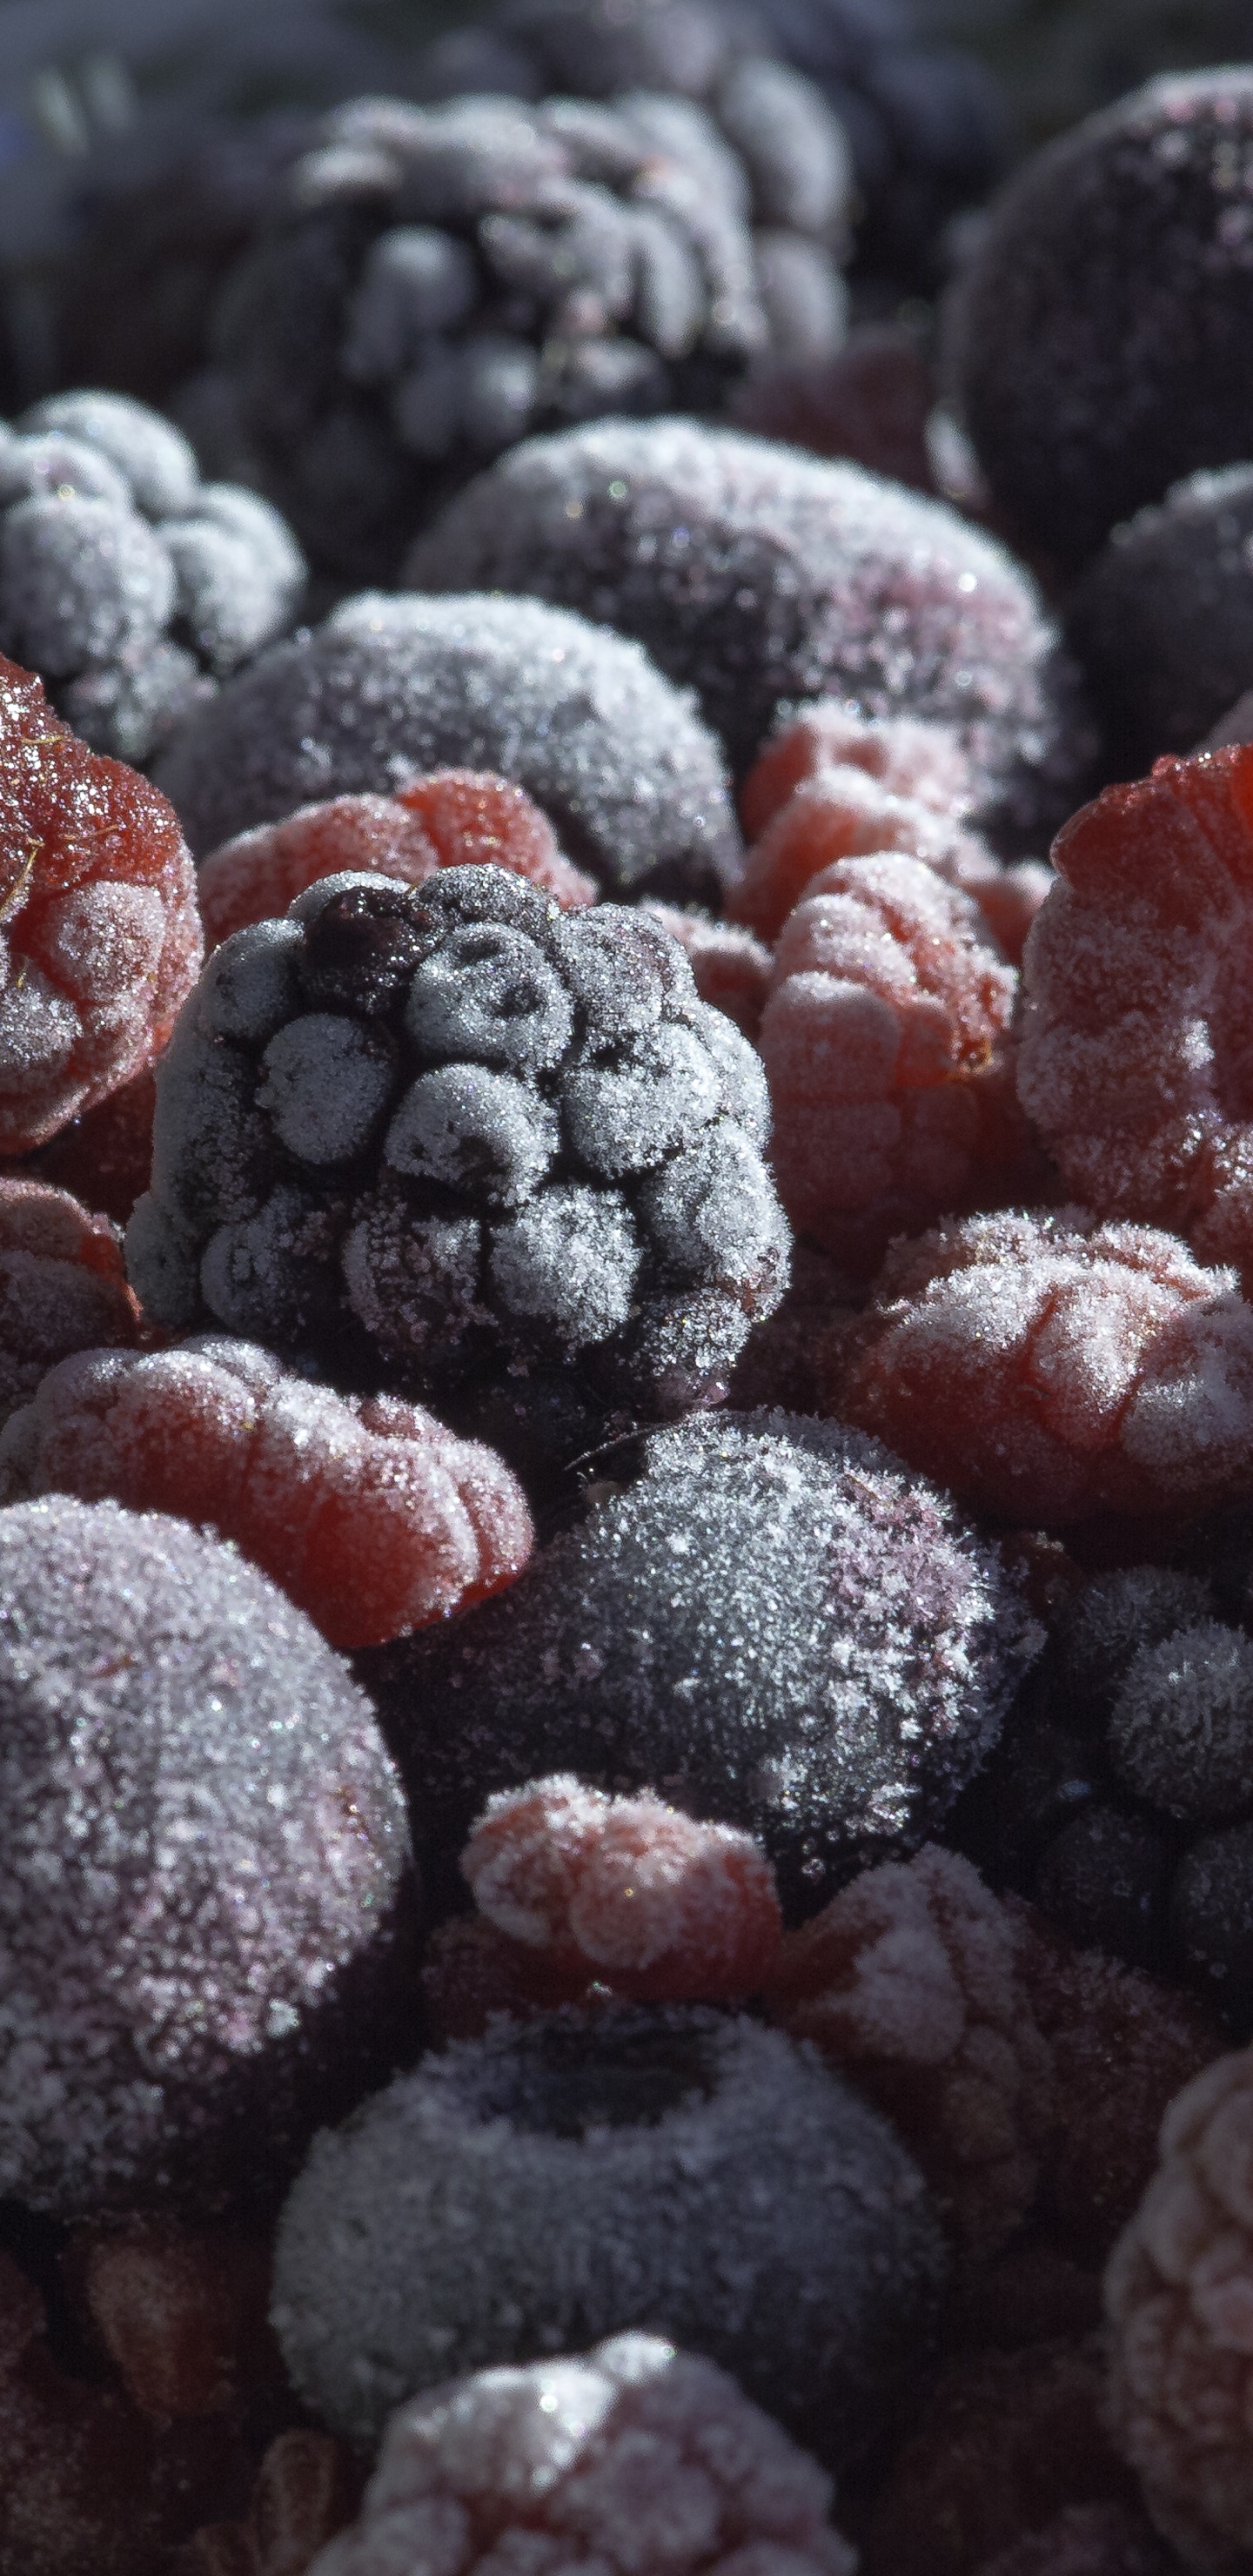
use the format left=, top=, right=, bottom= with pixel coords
left=405, top=417, right=1095, bottom=846
left=202, top=82, right=851, bottom=583
left=1064, top=466, right=1253, bottom=774
left=155, top=589, right=740, bottom=902
left=125, top=867, right=787, bottom=1439
left=359, top=1409, right=1041, bottom=1922
left=270, top=2003, right=948, bottom=2461
left=0, top=1495, right=416, bottom=2222
left=951, top=1564, right=1253, bottom=2022
left=0, top=390, right=304, bottom=768
left=944, top=68, right=1253, bottom=570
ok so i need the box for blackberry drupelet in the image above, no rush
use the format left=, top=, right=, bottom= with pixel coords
left=125, top=867, right=788, bottom=1443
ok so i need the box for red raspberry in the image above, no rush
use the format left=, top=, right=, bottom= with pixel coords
left=828, top=1209, right=1253, bottom=1524
left=639, top=901, right=773, bottom=1039
left=29, top=1063, right=157, bottom=1225
left=0, top=1336, right=533, bottom=1649
left=420, top=1911, right=606, bottom=2044
left=70, top=2221, right=278, bottom=2422
left=197, top=775, right=595, bottom=950
left=740, top=703, right=975, bottom=843
left=176, top=2433, right=361, bottom=2576
left=459, top=1774, right=783, bottom=2005
left=0, top=653, right=200, bottom=1150
left=758, top=853, right=1043, bottom=1278
left=0, top=1172, right=139, bottom=1420
left=729, top=327, right=939, bottom=496
left=1018, top=742, right=1253, bottom=1291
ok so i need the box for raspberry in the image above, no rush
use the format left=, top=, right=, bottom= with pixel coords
left=459, top=1775, right=782, bottom=2002
left=766, top=1846, right=1054, bottom=2263
left=1105, top=2046, right=1253, bottom=2567
left=0, top=1175, right=139, bottom=1423
left=729, top=324, right=938, bottom=491
left=740, top=703, right=976, bottom=846
left=0, top=1337, right=533, bottom=1651
left=30, top=1064, right=158, bottom=1226
left=405, top=418, right=1096, bottom=847
left=731, top=761, right=1053, bottom=964
left=271, top=2004, right=947, bottom=2457
left=197, top=776, right=596, bottom=952
left=0, top=1495, right=415, bottom=2218
left=973, top=2504, right=1176, bottom=2576
left=757, top=852, right=1042, bottom=1278
left=363, top=1410, right=1041, bottom=1923
left=943, top=70, right=1253, bottom=567
left=73, top=2221, right=277, bottom=2421
left=177, top=2432, right=360, bottom=2576
left=420, top=1911, right=606, bottom=2043
left=126, top=869, right=787, bottom=1429
left=156, top=592, right=741, bottom=904
left=637, top=902, right=772, bottom=1039
left=301, top=2334, right=856, bottom=2576
left=0, top=655, right=202, bottom=1152
left=828, top=1211, right=1253, bottom=1525
left=0, top=394, right=305, bottom=767
left=1016, top=742, right=1253, bottom=1291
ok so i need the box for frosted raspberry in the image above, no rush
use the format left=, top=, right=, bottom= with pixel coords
left=1015, top=1914, right=1225, bottom=2261
left=973, top=2503, right=1176, bottom=2576
left=758, top=852, right=1043, bottom=1278
left=740, top=703, right=977, bottom=845
left=727, top=1241, right=854, bottom=1414
left=420, top=1911, right=605, bottom=2044
left=176, top=2433, right=361, bottom=2576
left=828, top=1211, right=1253, bottom=1525
left=1016, top=742, right=1253, bottom=1291
left=71, top=2219, right=278, bottom=2422
left=766, top=1846, right=1053, bottom=2261
left=0, top=1335, right=532, bottom=1650
left=1104, top=2045, right=1253, bottom=2567
left=30, top=1063, right=157, bottom=1224
left=0, top=1174, right=140, bottom=1422
left=729, top=760, right=1047, bottom=958
left=860, top=2339, right=1140, bottom=2576
left=639, top=902, right=772, bottom=1040
left=460, top=1775, right=782, bottom=2004
left=197, top=775, right=595, bottom=951
left=0, top=654, right=201, bottom=1150
left=305, top=2336, right=855, bottom=2576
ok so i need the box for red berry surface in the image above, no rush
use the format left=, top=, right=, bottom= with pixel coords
left=0, top=654, right=200, bottom=1150
left=741, top=704, right=975, bottom=845
left=639, top=902, right=773, bottom=1039
left=0, top=1336, right=533, bottom=1649
left=30, top=1064, right=157, bottom=1225
left=0, top=1174, right=140, bottom=1422
left=758, top=852, right=1042, bottom=1277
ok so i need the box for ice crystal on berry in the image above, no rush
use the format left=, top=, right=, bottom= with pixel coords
left=0, top=1175, right=139, bottom=1422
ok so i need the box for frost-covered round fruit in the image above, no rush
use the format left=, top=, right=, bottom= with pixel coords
left=361, top=1409, right=1040, bottom=1921
left=0, top=654, right=202, bottom=1153
left=207, top=84, right=849, bottom=582
left=405, top=417, right=1095, bottom=843
left=0, top=1175, right=139, bottom=1424
left=0, top=392, right=305, bottom=767
left=1064, top=466, right=1253, bottom=775
left=156, top=590, right=740, bottom=902
left=271, top=2003, right=948, bottom=2460
left=944, top=69, right=1253, bottom=568
left=0, top=1495, right=416, bottom=2221
left=126, top=866, right=787, bottom=1429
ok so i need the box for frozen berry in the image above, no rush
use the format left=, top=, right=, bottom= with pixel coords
left=460, top=1774, right=782, bottom=2002
left=30, top=1064, right=158, bottom=1226
left=1065, top=466, right=1253, bottom=776
left=1105, top=2045, right=1253, bottom=2567
left=126, top=869, right=787, bottom=1429
left=767, top=1846, right=1053, bottom=2261
left=638, top=901, right=772, bottom=1039
left=271, top=2003, right=947, bottom=2457
left=420, top=1909, right=605, bottom=2042
left=944, top=70, right=1253, bottom=568
left=197, top=775, right=596, bottom=952
left=740, top=701, right=977, bottom=846
left=730, top=323, right=936, bottom=489
left=0, top=393, right=305, bottom=766
left=828, top=1211, right=1253, bottom=1525
left=363, top=1409, right=1040, bottom=1922
left=177, top=2431, right=360, bottom=2576
left=1017, top=742, right=1253, bottom=1293
left=973, top=2503, right=1176, bottom=2576
left=757, top=852, right=1041, bottom=1278
left=0, top=1174, right=139, bottom=1423
left=732, top=755, right=1054, bottom=963
left=0, top=1495, right=416, bottom=2218
left=0, top=654, right=202, bottom=1151
left=303, top=2331, right=856, bottom=2576
left=205, top=83, right=848, bottom=582
left=0, top=1337, right=533, bottom=1651
left=156, top=591, right=741, bottom=902
left=727, top=1239, right=855, bottom=1414
left=405, top=418, right=1096, bottom=847
left=74, top=2220, right=278, bottom=2421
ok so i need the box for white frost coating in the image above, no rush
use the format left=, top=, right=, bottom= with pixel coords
left=258, top=1011, right=397, bottom=1164
left=385, top=1064, right=558, bottom=1207
left=490, top=1184, right=641, bottom=1344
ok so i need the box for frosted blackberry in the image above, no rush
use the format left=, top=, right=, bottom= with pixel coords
left=0, top=391, right=305, bottom=767
left=155, top=590, right=740, bottom=902
left=205, top=82, right=850, bottom=582
left=405, top=418, right=1094, bottom=845
left=271, top=2003, right=948, bottom=2460
left=0, top=1495, right=416, bottom=2222
left=944, top=69, right=1253, bottom=568
left=361, top=1409, right=1041, bottom=1922
left=126, top=868, right=787, bottom=1437
left=1065, top=466, right=1253, bottom=773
